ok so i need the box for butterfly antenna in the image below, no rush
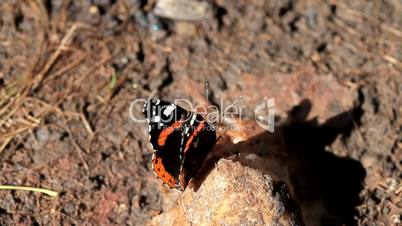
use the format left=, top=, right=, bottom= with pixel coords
left=205, top=81, right=209, bottom=108
left=204, top=81, right=216, bottom=130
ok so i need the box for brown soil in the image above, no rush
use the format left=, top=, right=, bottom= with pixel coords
left=0, top=0, right=401, bottom=225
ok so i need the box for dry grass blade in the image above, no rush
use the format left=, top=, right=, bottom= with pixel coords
left=80, top=114, right=94, bottom=136
left=31, top=24, right=79, bottom=90
left=381, top=24, right=402, bottom=38
left=0, top=125, right=35, bottom=140
left=0, top=138, right=12, bottom=154
left=383, top=55, right=402, bottom=69
left=0, top=185, right=58, bottom=197
left=0, top=21, right=87, bottom=151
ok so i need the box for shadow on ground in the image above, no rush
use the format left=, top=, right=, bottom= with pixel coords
left=196, top=99, right=366, bottom=226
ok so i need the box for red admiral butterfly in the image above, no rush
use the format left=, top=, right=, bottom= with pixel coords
left=143, top=98, right=216, bottom=191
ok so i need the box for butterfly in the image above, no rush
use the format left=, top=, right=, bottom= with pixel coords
left=143, top=98, right=216, bottom=191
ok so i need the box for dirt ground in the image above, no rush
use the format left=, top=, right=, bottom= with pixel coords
left=0, top=0, right=401, bottom=225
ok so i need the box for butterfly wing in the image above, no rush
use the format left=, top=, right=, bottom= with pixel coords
left=143, top=98, right=190, bottom=189
left=179, top=115, right=216, bottom=190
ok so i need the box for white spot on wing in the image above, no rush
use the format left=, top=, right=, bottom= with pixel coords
left=143, top=102, right=147, bottom=112
left=151, top=154, right=158, bottom=177
left=163, top=104, right=176, bottom=116
left=148, top=134, right=153, bottom=149
left=152, top=115, right=161, bottom=122
left=190, top=114, right=197, bottom=125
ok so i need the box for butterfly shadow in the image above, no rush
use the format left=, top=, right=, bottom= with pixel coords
left=191, top=99, right=366, bottom=226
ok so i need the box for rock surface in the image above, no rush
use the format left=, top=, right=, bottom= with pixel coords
left=150, top=159, right=303, bottom=226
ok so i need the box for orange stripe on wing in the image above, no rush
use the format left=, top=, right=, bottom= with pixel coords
left=183, top=121, right=206, bottom=154
left=158, top=121, right=184, bottom=146
left=152, top=155, right=178, bottom=189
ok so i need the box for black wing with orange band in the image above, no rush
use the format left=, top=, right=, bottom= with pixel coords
left=143, top=98, right=188, bottom=189
left=144, top=98, right=216, bottom=190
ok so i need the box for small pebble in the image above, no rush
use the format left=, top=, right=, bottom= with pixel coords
left=374, top=188, right=384, bottom=200
left=89, top=5, right=99, bottom=15
left=154, top=0, right=211, bottom=21
left=35, top=127, right=49, bottom=143
left=120, top=57, right=129, bottom=65
left=62, top=203, right=75, bottom=215
left=306, top=8, right=317, bottom=29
